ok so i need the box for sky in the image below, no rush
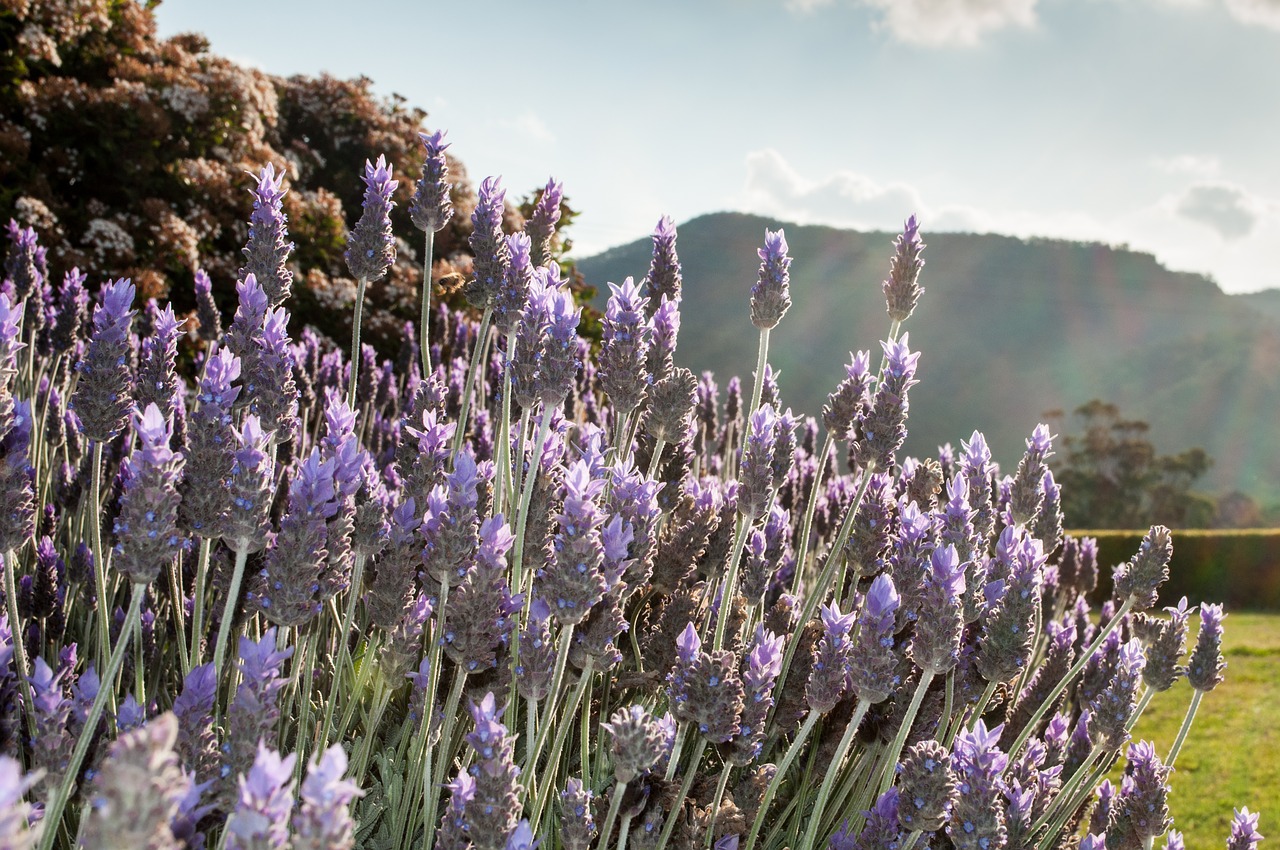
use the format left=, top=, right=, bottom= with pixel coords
left=153, top=0, right=1280, bottom=294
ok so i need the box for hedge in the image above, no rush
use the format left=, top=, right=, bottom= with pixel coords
left=1073, top=529, right=1280, bottom=612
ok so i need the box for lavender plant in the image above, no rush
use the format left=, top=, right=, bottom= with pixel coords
left=0, top=133, right=1258, bottom=850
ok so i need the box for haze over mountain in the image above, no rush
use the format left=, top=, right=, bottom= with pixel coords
left=577, top=213, right=1280, bottom=508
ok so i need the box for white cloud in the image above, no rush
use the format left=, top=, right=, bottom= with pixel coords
left=499, top=111, right=555, bottom=144
left=737, top=148, right=1280, bottom=292
left=1150, top=154, right=1221, bottom=177
left=784, top=0, right=836, bottom=11
left=861, top=0, right=1039, bottom=46
left=1223, top=0, right=1280, bottom=29
left=1173, top=182, right=1269, bottom=239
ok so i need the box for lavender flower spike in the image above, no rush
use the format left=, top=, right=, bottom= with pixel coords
left=849, top=573, right=901, bottom=704
left=750, top=228, right=792, bottom=331
left=853, top=333, right=921, bottom=471
left=0, top=294, right=24, bottom=439
left=466, top=175, right=510, bottom=309
left=345, top=154, right=398, bottom=282
left=883, top=215, right=925, bottom=323
left=1114, top=524, right=1173, bottom=612
left=293, top=745, right=364, bottom=850
left=79, top=713, right=187, bottom=850
left=1228, top=807, right=1264, bottom=850
left=51, top=267, right=88, bottom=354
left=1187, top=602, right=1226, bottom=692
left=411, top=129, right=454, bottom=234
left=240, top=163, right=295, bottom=307
left=643, top=215, right=682, bottom=313
left=71, top=278, right=135, bottom=442
left=225, top=744, right=298, bottom=850
left=0, top=754, right=42, bottom=847
left=527, top=176, right=564, bottom=268
left=113, top=403, right=185, bottom=586
left=599, top=277, right=652, bottom=417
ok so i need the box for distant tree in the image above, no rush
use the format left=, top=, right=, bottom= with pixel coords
left=1046, top=399, right=1213, bottom=529
left=0, top=0, right=578, bottom=355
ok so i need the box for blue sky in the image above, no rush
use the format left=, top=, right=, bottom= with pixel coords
left=154, top=0, right=1280, bottom=293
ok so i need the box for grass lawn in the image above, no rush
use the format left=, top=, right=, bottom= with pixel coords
left=1118, top=611, right=1280, bottom=846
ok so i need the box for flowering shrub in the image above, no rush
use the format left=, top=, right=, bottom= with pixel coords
left=0, top=135, right=1260, bottom=850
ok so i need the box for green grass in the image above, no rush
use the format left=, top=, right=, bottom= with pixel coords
left=1116, top=612, right=1280, bottom=846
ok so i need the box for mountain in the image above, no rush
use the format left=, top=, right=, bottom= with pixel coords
left=576, top=212, right=1280, bottom=508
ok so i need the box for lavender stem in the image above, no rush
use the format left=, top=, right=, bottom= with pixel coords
left=346, top=275, right=368, bottom=406
left=1167, top=688, right=1204, bottom=767
left=211, top=547, right=249, bottom=676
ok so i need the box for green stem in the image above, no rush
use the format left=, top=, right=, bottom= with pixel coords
left=645, top=437, right=666, bottom=480
left=3, top=550, right=37, bottom=745
left=598, top=780, right=627, bottom=850
left=532, top=662, right=594, bottom=833
left=450, top=306, right=494, bottom=457
left=424, top=670, right=467, bottom=850
left=768, top=464, right=876, bottom=738
left=211, top=547, right=249, bottom=677
left=512, top=405, right=555, bottom=602
left=655, top=738, right=708, bottom=850
left=525, top=623, right=577, bottom=781
left=745, top=712, right=822, bottom=850
left=712, top=517, right=751, bottom=650
left=748, top=327, right=771, bottom=417
left=88, top=441, right=111, bottom=675
left=800, top=701, right=872, bottom=850
left=190, top=537, right=212, bottom=665
left=705, top=766, right=734, bottom=847
left=1006, top=596, right=1136, bottom=764
left=421, top=230, right=435, bottom=377
left=352, top=680, right=392, bottom=785
left=878, top=671, right=934, bottom=798
left=1166, top=688, right=1204, bottom=767
left=347, top=275, right=368, bottom=406
left=317, top=554, right=367, bottom=755
left=494, top=331, right=517, bottom=515
left=38, top=583, right=145, bottom=850
left=169, top=555, right=190, bottom=676
left=790, top=434, right=833, bottom=597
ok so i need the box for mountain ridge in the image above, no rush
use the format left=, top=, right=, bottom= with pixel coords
left=576, top=212, right=1280, bottom=508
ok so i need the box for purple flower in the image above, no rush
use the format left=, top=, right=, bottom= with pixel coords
left=113, top=403, right=184, bottom=585
left=527, top=176, right=564, bottom=268
left=410, top=129, right=454, bottom=233
left=219, top=414, right=275, bottom=554
left=466, top=175, right=510, bottom=310
left=226, top=744, right=298, bottom=850
left=848, top=574, right=901, bottom=704
left=464, top=692, right=521, bottom=850
left=180, top=347, right=241, bottom=536
left=738, top=404, right=778, bottom=520
left=730, top=627, right=785, bottom=765
left=883, top=215, right=925, bottom=322
left=536, top=269, right=582, bottom=405
left=822, top=349, right=873, bottom=440
left=949, top=720, right=1009, bottom=850
left=224, top=630, right=295, bottom=803
left=643, top=215, right=683, bottom=312
left=599, top=277, right=652, bottom=417
left=603, top=704, right=666, bottom=784
left=79, top=713, right=187, bottom=850
left=560, top=778, right=595, bottom=850
left=71, top=278, right=135, bottom=442
left=1106, top=740, right=1172, bottom=848
left=244, top=306, right=299, bottom=445
left=647, top=293, right=681, bottom=384
left=1087, top=638, right=1145, bottom=751
left=3, top=221, right=41, bottom=302
left=173, top=663, right=220, bottom=784
left=134, top=303, right=185, bottom=420
left=257, top=450, right=334, bottom=627
left=345, top=154, right=398, bottom=282
left=293, top=745, right=363, bottom=850
left=911, top=543, right=967, bottom=674
left=538, top=459, right=607, bottom=626
left=853, top=333, right=920, bottom=470
left=1114, top=524, right=1173, bottom=612
left=240, top=163, right=295, bottom=307
left=1228, top=807, right=1264, bottom=850
left=193, top=268, right=222, bottom=342
left=494, top=231, right=533, bottom=337
left=226, top=273, right=269, bottom=365
left=750, top=228, right=792, bottom=330
left=1007, top=423, right=1055, bottom=526
left=1187, top=602, right=1227, bottom=692
left=806, top=601, right=857, bottom=714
